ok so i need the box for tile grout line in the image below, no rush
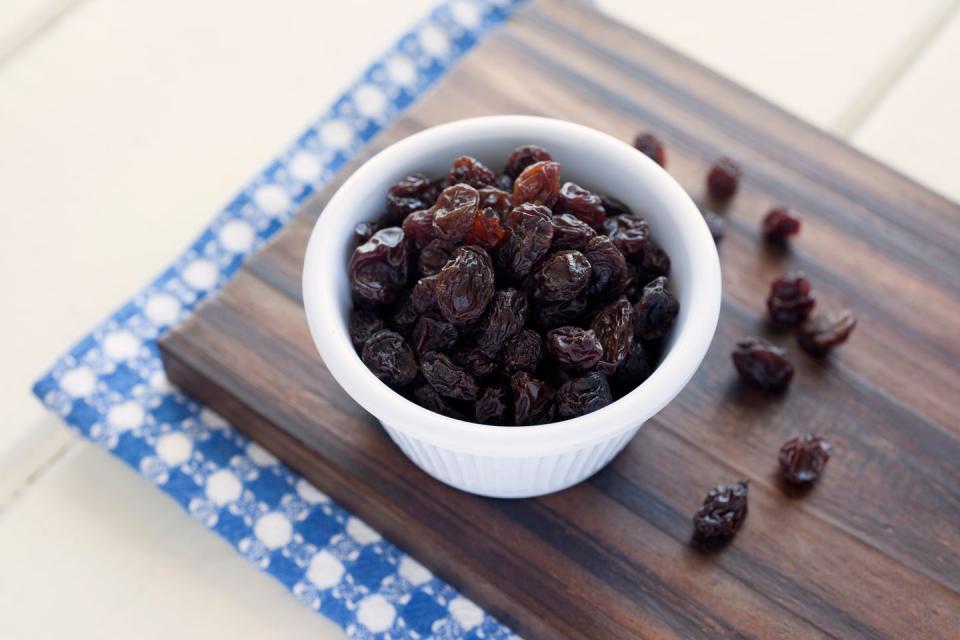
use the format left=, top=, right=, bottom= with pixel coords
left=0, top=0, right=90, bottom=70
left=832, top=0, right=960, bottom=138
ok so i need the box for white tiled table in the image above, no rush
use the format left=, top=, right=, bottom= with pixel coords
left=1, top=1, right=957, bottom=637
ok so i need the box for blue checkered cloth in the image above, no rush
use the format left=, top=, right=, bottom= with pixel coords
left=32, top=2, right=525, bottom=637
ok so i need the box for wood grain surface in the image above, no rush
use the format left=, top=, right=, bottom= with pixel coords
left=159, top=1, right=960, bottom=637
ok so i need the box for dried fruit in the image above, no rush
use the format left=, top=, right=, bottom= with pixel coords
left=349, top=227, right=408, bottom=304
left=584, top=236, right=628, bottom=301
left=510, top=371, right=555, bottom=425
left=707, top=157, right=741, bottom=201
left=603, top=215, right=650, bottom=258
left=796, top=309, right=856, bottom=355
left=417, top=239, right=455, bottom=277
left=693, top=481, right=749, bottom=539
left=464, top=207, right=507, bottom=250
left=478, top=187, right=513, bottom=217
left=555, top=182, right=606, bottom=230
left=431, top=184, right=480, bottom=242
left=499, top=203, right=555, bottom=279
left=500, top=329, right=541, bottom=373
left=453, top=348, right=498, bottom=380
left=551, top=213, right=597, bottom=250
left=635, top=239, right=671, bottom=279
left=599, top=194, right=632, bottom=216
left=633, top=277, right=679, bottom=340
left=477, top=288, right=529, bottom=357
left=412, top=317, right=458, bottom=357
left=545, top=327, right=603, bottom=371
left=348, top=308, right=385, bottom=350
left=389, top=294, right=419, bottom=335
left=475, top=383, right=510, bottom=425
left=767, top=272, right=815, bottom=327
left=402, top=209, right=435, bottom=248
left=447, top=155, right=496, bottom=189
left=532, top=250, right=592, bottom=303
left=701, top=209, right=725, bottom=243
left=633, top=132, right=666, bottom=167
left=611, top=343, right=651, bottom=393
left=411, top=274, right=439, bottom=314
left=413, top=385, right=465, bottom=419
left=778, top=435, right=831, bottom=484
left=387, top=174, right=438, bottom=222
left=513, top=160, right=561, bottom=208
left=354, top=221, right=379, bottom=247
left=762, top=207, right=801, bottom=243
left=591, top=298, right=634, bottom=373
left=732, top=338, right=794, bottom=391
left=505, top=145, right=552, bottom=179
left=421, top=351, right=479, bottom=401
left=534, top=296, right=589, bottom=329
left=435, top=246, right=495, bottom=324
left=556, top=371, right=612, bottom=419
left=361, top=330, right=418, bottom=386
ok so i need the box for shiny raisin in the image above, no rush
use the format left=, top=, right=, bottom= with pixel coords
left=779, top=435, right=831, bottom=485
left=767, top=272, right=815, bottom=327
left=505, top=145, right=552, bottom=179
left=464, top=207, right=507, bottom=250
left=411, top=274, right=439, bottom=314
left=431, top=184, right=480, bottom=242
left=447, top=155, right=497, bottom=189
left=707, top=157, right=741, bottom=201
left=534, top=296, right=589, bottom=329
left=453, top=348, right=498, bottom=380
left=633, top=132, right=666, bottom=167
left=475, top=383, right=511, bottom=425
left=693, top=481, right=749, bottom=539
left=412, top=317, right=458, bottom=357
left=555, top=182, right=606, bottom=230
left=545, top=327, right=604, bottom=371
left=532, top=250, right=592, bottom=303
left=556, top=371, right=612, bottom=419
left=611, top=342, right=651, bottom=393
left=477, top=288, right=529, bottom=357
left=478, top=186, right=513, bottom=217
left=796, top=309, right=856, bottom=355
left=435, top=246, right=495, bottom=324
left=602, top=215, right=649, bottom=258
left=349, top=227, right=408, bottom=304
left=387, top=173, right=438, bottom=222
left=591, top=298, right=634, bottom=373
left=583, top=236, right=628, bottom=301
left=413, top=385, right=465, bottom=419
left=361, top=330, right=418, bottom=386
left=499, top=203, right=555, bottom=279
left=551, top=213, right=597, bottom=250
left=421, top=351, right=479, bottom=401
left=633, top=277, right=679, bottom=340
left=402, top=209, right=435, bottom=249
left=500, top=329, right=541, bottom=373
left=389, top=294, right=419, bottom=335
left=513, top=161, right=561, bottom=208
left=510, top=371, right=555, bottom=425
left=354, top=221, right=380, bottom=247
left=348, top=308, right=385, bottom=350
left=732, top=337, right=794, bottom=391
left=635, top=239, right=671, bottom=278
left=599, top=194, right=632, bottom=216
left=762, top=207, right=801, bottom=243
left=417, top=239, right=455, bottom=277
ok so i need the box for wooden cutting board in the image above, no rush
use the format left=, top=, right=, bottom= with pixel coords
left=158, top=1, right=960, bottom=637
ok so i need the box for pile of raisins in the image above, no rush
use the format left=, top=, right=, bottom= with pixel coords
left=348, top=146, right=679, bottom=426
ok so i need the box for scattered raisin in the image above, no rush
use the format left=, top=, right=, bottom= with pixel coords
left=431, top=184, right=480, bottom=242
left=447, top=155, right=497, bottom=189
left=532, top=250, right=592, bottom=302
left=500, top=329, right=541, bottom=373
left=545, top=327, right=604, bottom=371
left=603, top=215, right=650, bottom=258
left=475, top=383, right=511, bottom=425
left=348, top=308, right=385, bottom=350
left=551, top=213, right=597, bottom=250
left=796, top=309, right=856, bottom=355
left=762, top=207, right=801, bottom=243
left=778, top=435, right=831, bottom=485
left=732, top=338, right=794, bottom=391
left=387, top=174, right=438, bottom=222
left=421, top=351, right=479, bottom=401
left=510, top=371, right=555, bottom=425
left=556, top=371, right=612, bottom=419
left=435, top=246, right=495, bottom=324
left=767, top=272, right=815, bottom=327
left=633, top=132, right=666, bottom=167
left=591, top=298, right=634, bottom=373
left=555, top=182, right=606, bottom=230
left=361, top=330, right=418, bottom=386
left=477, top=288, right=529, bottom=357
left=498, top=203, right=555, bottom=279
left=583, top=235, right=628, bottom=301
left=633, top=277, right=679, bottom=340
left=412, top=317, right=458, bottom=357
left=513, top=161, right=561, bottom=208
left=707, top=157, right=741, bottom=201
left=349, top=227, right=408, bottom=304
left=504, top=145, right=552, bottom=180
left=693, top=481, right=749, bottom=539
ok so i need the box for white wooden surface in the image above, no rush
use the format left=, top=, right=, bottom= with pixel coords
left=1, top=1, right=957, bottom=637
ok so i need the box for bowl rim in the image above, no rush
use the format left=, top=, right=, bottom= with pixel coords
left=303, top=115, right=721, bottom=456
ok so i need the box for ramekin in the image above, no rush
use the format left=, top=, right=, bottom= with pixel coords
left=303, top=116, right=721, bottom=498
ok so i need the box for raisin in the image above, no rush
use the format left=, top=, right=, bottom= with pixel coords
left=411, top=274, right=439, bottom=314
left=545, top=327, right=604, bottom=371
left=464, top=207, right=507, bottom=250
left=499, top=203, right=555, bottom=279
left=477, top=288, right=529, bottom=357
left=453, top=348, right=498, bottom=380
left=496, top=173, right=513, bottom=191
left=555, top=182, right=606, bottom=230
left=354, top=221, right=380, bottom=247
left=349, top=227, right=408, bottom=304
left=417, top=239, right=455, bottom=277
left=762, top=207, right=801, bottom=243
left=402, top=209, right=435, bottom=249
left=796, top=309, right=856, bottom=355
left=591, top=298, right=634, bottom=373
left=510, top=371, right=555, bottom=425
left=387, top=173, right=438, bottom=222
left=635, top=239, right=671, bottom=278
left=500, top=329, right=541, bottom=373
left=475, top=383, right=511, bottom=425
left=611, top=342, right=651, bottom=394
left=551, top=213, right=597, bottom=250
left=348, top=308, right=385, bottom=350
left=412, top=317, right=457, bottom=357
left=421, top=351, right=479, bottom=401
left=513, top=161, right=561, bottom=208
left=505, top=145, right=552, bottom=179
left=633, top=277, right=679, bottom=340
left=583, top=235, right=628, bottom=301
left=389, top=294, right=419, bottom=335
left=413, top=385, right=465, bottom=419
left=556, top=371, right=612, bottom=419
left=602, top=215, right=649, bottom=258
left=693, top=481, right=749, bottom=539
left=478, top=187, right=513, bottom=217
left=447, top=155, right=496, bottom=189
left=707, top=157, right=741, bottom=201
left=701, top=209, right=725, bottom=243
left=732, top=337, right=794, bottom=391
left=779, top=435, right=831, bottom=485
left=361, top=330, right=418, bottom=386
left=532, top=250, right=592, bottom=303
left=431, top=184, right=480, bottom=242
left=600, top=194, right=632, bottom=216
left=633, top=132, right=666, bottom=167
left=767, top=272, right=815, bottom=327
left=435, top=246, right=495, bottom=324
left=534, top=296, right=589, bottom=329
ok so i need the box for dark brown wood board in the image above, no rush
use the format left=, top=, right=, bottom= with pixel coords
left=158, top=1, right=960, bottom=638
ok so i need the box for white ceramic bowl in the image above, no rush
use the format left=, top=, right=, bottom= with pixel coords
left=303, top=116, right=721, bottom=498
